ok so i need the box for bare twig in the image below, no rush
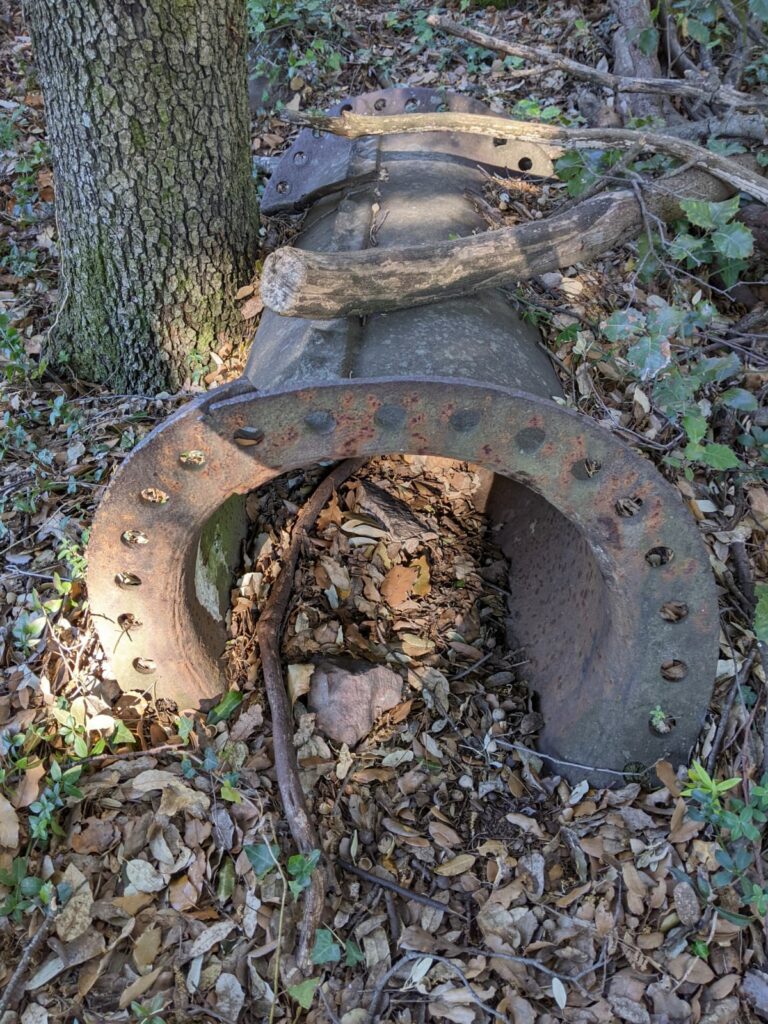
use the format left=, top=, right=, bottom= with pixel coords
left=338, top=859, right=464, bottom=917
left=495, top=739, right=638, bottom=779
left=0, top=908, right=56, bottom=1017
left=256, top=457, right=364, bottom=969
left=426, top=14, right=767, bottom=110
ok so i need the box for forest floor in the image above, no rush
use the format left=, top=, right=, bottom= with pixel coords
left=1, top=1, right=767, bottom=1022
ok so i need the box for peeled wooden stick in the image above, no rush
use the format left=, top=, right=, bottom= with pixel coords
left=281, top=109, right=768, bottom=206
left=261, top=164, right=751, bottom=320
left=256, top=457, right=364, bottom=968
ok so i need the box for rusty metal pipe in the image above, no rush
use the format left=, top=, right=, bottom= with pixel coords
left=87, top=88, right=718, bottom=783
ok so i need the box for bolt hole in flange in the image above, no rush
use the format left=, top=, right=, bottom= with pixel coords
left=646, top=546, right=674, bottom=567
left=133, top=657, right=156, bottom=675
left=276, top=181, right=290, bottom=194
left=493, top=137, right=508, bottom=147
left=122, top=529, right=148, bottom=547
left=140, top=487, right=169, bottom=505
left=661, top=659, right=688, bottom=681
left=518, top=157, right=533, bottom=172
left=374, top=98, right=386, bottom=111
left=615, top=496, right=644, bottom=517
left=660, top=601, right=689, bottom=622
left=649, top=709, right=676, bottom=736
left=340, top=103, right=353, bottom=113
left=234, top=427, right=265, bottom=447
left=118, top=613, right=142, bottom=632
left=293, top=151, right=307, bottom=165
left=404, top=97, right=418, bottom=112
left=180, top=449, right=206, bottom=468
left=115, top=572, right=142, bottom=588
left=571, top=458, right=601, bottom=480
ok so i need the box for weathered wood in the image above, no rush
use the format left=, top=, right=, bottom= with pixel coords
left=282, top=109, right=768, bottom=206
left=426, top=14, right=768, bottom=111
left=261, top=164, right=747, bottom=320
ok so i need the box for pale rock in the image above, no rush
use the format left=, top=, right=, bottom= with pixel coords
left=309, top=658, right=402, bottom=746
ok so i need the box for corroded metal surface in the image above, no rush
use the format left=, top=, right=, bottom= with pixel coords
left=88, top=378, right=718, bottom=783
left=88, top=87, right=718, bottom=781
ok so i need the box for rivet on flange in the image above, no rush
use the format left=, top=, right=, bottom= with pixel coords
left=374, top=404, right=406, bottom=430
left=305, top=410, right=336, bottom=434
left=450, top=409, right=481, bottom=433
left=516, top=427, right=545, bottom=453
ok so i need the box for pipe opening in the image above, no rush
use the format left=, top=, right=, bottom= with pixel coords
left=191, top=455, right=610, bottom=758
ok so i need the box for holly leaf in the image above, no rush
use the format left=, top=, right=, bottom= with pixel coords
left=712, top=222, right=754, bottom=261
left=311, top=928, right=342, bottom=965
left=288, top=978, right=320, bottom=1010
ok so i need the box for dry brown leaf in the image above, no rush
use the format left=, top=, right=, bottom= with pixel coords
left=133, top=927, right=162, bottom=972
left=241, top=294, right=264, bottom=319
left=287, top=663, right=314, bottom=703
left=381, top=564, right=418, bottom=608
left=505, top=812, right=544, bottom=838
left=412, top=555, right=431, bottom=596
left=0, top=793, right=20, bottom=848
left=434, top=854, right=476, bottom=876
left=429, top=821, right=462, bottom=849
left=71, top=817, right=119, bottom=854
left=125, top=859, right=166, bottom=893
left=118, top=966, right=162, bottom=1009
left=55, top=864, right=92, bottom=941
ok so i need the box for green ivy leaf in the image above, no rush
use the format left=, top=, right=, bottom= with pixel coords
left=720, top=388, right=758, bottom=411
left=602, top=308, right=645, bottom=342
left=756, top=584, right=768, bottom=644
left=176, top=715, right=194, bottom=746
left=311, top=928, right=342, bottom=965
left=627, top=334, right=671, bottom=381
left=288, top=977, right=320, bottom=1010
left=680, top=195, right=740, bottom=230
left=637, top=26, right=659, bottom=56
left=244, top=841, right=280, bottom=878
left=712, top=222, right=754, bottom=261
left=345, top=939, right=365, bottom=967
left=686, top=19, right=710, bottom=43
left=207, top=690, right=243, bottom=725
left=111, top=720, right=136, bottom=746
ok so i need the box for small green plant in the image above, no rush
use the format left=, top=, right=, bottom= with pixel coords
left=668, top=197, right=755, bottom=288
left=131, top=994, right=166, bottom=1024
left=0, top=857, right=56, bottom=922
left=683, top=761, right=768, bottom=922
left=649, top=704, right=672, bottom=733
left=28, top=760, right=83, bottom=843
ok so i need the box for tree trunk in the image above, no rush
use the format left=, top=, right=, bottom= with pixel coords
left=23, top=0, right=259, bottom=393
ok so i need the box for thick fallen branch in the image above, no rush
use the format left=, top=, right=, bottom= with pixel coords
left=256, top=457, right=364, bottom=968
left=426, top=14, right=768, bottom=111
left=260, top=164, right=754, bottom=319
left=281, top=109, right=768, bottom=206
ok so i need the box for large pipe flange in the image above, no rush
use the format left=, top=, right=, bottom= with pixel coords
left=88, top=377, right=717, bottom=782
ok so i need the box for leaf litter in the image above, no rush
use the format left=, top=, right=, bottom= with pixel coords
left=0, top=0, right=767, bottom=1020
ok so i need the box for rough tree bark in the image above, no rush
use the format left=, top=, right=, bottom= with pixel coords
left=23, top=0, right=259, bottom=393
